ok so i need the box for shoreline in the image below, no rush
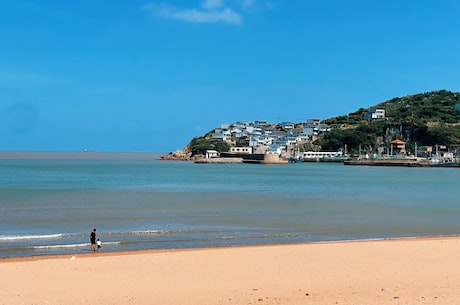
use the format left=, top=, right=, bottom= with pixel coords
left=5, top=234, right=458, bottom=259
left=3, top=236, right=460, bottom=305
left=2, top=234, right=459, bottom=262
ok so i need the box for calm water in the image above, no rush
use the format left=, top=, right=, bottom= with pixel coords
left=1, top=152, right=459, bottom=258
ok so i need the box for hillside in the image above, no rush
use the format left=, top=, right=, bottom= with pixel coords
left=171, top=90, right=460, bottom=159
left=319, top=90, right=460, bottom=153
left=324, top=90, right=460, bottom=126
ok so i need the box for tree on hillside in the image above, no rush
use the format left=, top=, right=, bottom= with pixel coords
left=315, top=129, right=365, bottom=152
left=188, top=137, right=230, bottom=156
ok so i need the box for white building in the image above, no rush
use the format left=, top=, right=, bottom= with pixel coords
left=229, top=147, right=253, bottom=154
left=205, top=150, right=219, bottom=158
left=365, top=109, right=386, bottom=120
left=303, top=151, right=344, bottom=159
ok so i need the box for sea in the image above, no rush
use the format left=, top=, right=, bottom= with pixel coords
left=1, top=151, right=459, bottom=258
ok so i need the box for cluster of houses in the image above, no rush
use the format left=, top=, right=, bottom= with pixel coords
left=210, top=109, right=389, bottom=157
left=202, top=107, right=460, bottom=164
left=209, top=119, right=333, bottom=156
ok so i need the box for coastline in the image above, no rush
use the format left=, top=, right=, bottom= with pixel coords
left=1, top=235, right=457, bottom=262
left=3, top=237, right=460, bottom=305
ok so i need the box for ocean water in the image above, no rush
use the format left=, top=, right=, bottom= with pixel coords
left=1, top=152, right=459, bottom=258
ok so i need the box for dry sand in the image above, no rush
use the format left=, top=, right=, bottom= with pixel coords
left=2, top=237, right=460, bottom=305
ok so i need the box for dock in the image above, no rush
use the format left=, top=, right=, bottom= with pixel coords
left=194, top=157, right=243, bottom=164
left=343, top=158, right=421, bottom=167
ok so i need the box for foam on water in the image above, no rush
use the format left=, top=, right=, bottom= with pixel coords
left=0, top=233, right=65, bottom=241
left=32, top=241, right=121, bottom=249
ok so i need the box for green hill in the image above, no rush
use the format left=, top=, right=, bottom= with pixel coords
left=319, top=90, right=460, bottom=153
left=183, top=90, right=460, bottom=157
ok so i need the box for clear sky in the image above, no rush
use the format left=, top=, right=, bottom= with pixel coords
left=1, top=0, right=459, bottom=152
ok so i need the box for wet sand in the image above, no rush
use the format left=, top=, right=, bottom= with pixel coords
left=2, top=237, right=460, bottom=305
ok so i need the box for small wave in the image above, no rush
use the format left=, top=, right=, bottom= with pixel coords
left=101, top=241, right=122, bottom=246
left=129, top=230, right=163, bottom=235
left=104, top=230, right=164, bottom=236
left=32, top=241, right=121, bottom=250
left=0, top=233, right=65, bottom=241
left=103, top=229, right=224, bottom=237
left=32, top=243, right=89, bottom=249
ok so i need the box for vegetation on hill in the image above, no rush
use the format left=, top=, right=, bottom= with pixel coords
left=185, top=90, right=460, bottom=157
left=319, top=90, right=460, bottom=154
left=188, top=137, right=231, bottom=156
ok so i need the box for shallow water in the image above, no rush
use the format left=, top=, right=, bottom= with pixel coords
left=1, top=152, right=459, bottom=257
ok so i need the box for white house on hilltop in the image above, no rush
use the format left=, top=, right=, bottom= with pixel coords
left=365, top=109, right=386, bottom=120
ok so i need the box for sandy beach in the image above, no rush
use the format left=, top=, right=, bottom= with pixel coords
left=2, top=237, right=460, bottom=305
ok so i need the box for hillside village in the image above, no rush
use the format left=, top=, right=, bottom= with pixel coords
left=205, top=111, right=412, bottom=159
left=164, top=110, right=411, bottom=161
left=161, top=118, right=336, bottom=161
left=162, top=90, right=460, bottom=162
left=210, top=119, right=331, bottom=154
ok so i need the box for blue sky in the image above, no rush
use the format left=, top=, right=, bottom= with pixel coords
left=1, top=0, right=460, bottom=152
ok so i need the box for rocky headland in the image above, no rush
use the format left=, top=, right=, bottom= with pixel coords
left=159, top=145, right=207, bottom=161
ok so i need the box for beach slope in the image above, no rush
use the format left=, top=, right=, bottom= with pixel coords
left=2, top=238, right=460, bottom=305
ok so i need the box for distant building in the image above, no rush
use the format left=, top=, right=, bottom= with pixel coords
left=390, top=139, right=406, bottom=154
left=229, top=147, right=253, bottom=154
left=205, top=150, right=219, bottom=158
left=306, top=119, right=321, bottom=126
left=365, top=109, right=386, bottom=120
left=254, top=120, right=269, bottom=127
left=211, top=128, right=232, bottom=142
left=303, top=151, right=344, bottom=159
left=280, top=122, right=295, bottom=130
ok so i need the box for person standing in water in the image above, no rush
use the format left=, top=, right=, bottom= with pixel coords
left=90, top=228, right=97, bottom=252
